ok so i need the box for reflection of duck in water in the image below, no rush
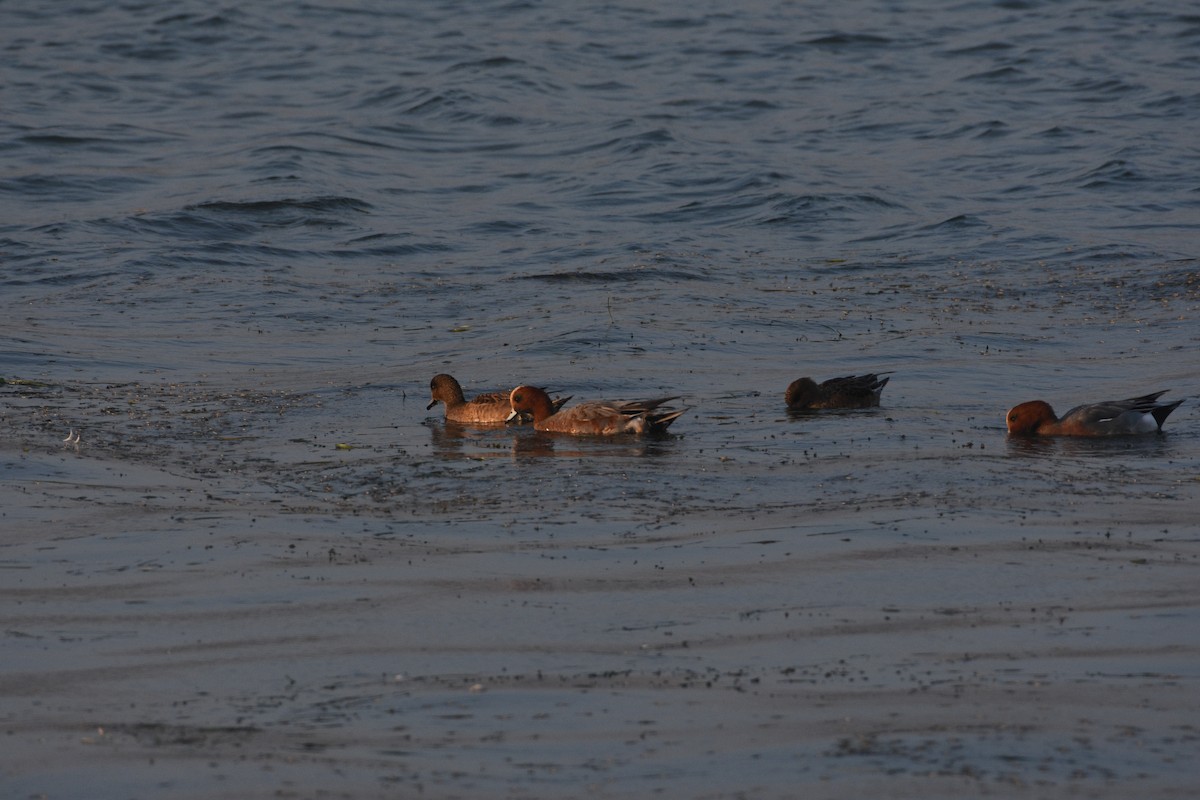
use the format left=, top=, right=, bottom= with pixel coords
left=427, top=374, right=568, bottom=425
left=507, top=428, right=675, bottom=459
left=1006, top=390, right=1182, bottom=436
left=785, top=373, right=890, bottom=411
left=506, top=386, right=685, bottom=436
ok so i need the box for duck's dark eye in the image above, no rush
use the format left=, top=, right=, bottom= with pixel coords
left=513, top=393, right=523, bottom=404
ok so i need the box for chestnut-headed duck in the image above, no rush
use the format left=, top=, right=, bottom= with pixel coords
left=1006, top=390, right=1183, bottom=436
left=786, top=373, right=890, bottom=411
left=506, top=385, right=685, bottom=436
left=427, top=374, right=569, bottom=425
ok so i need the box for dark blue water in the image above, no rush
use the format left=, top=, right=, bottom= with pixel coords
left=3, top=2, right=1199, bottom=798
left=4, top=0, right=1198, bottom=380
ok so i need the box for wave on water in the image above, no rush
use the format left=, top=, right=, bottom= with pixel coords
left=756, top=193, right=905, bottom=226
left=190, top=196, right=372, bottom=217
left=802, top=32, right=894, bottom=48
left=1069, top=159, right=1143, bottom=189
left=0, top=173, right=154, bottom=204
left=519, top=266, right=709, bottom=284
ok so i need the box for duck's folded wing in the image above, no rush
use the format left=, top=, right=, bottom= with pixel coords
left=1061, top=392, right=1168, bottom=433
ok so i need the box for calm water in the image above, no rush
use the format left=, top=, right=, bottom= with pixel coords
left=3, top=1, right=1199, bottom=797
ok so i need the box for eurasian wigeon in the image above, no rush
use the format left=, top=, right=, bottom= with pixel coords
left=1006, top=390, right=1183, bottom=436
left=427, top=374, right=570, bottom=425
left=785, top=373, right=891, bottom=411
left=506, top=385, right=686, bottom=436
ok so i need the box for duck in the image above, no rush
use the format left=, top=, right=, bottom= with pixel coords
left=1006, top=390, right=1183, bottom=436
left=427, top=374, right=569, bottom=425
left=785, top=373, right=890, bottom=411
left=506, top=385, right=685, bottom=436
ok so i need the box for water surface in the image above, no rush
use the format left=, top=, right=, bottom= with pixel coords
left=2, top=1, right=1199, bottom=797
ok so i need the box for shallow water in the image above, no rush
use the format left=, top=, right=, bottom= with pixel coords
left=3, top=0, right=1200, bottom=797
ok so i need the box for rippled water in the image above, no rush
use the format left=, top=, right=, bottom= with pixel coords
left=5, top=0, right=1199, bottom=379
left=3, top=1, right=1199, bottom=797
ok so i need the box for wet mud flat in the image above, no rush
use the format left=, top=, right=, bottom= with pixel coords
left=2, top=377, right=1198, bottom=799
